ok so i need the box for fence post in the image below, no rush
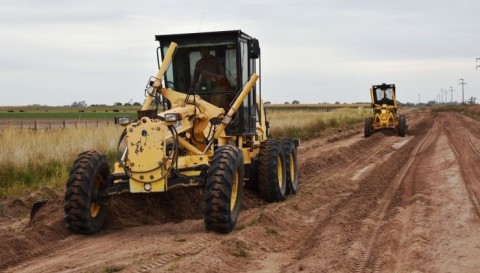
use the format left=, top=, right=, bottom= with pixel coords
left=34, top=120, right=37, bottom=131
left=63, top=120, right=66, bottom=130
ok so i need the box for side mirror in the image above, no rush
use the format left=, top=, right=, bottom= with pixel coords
left=250, top=39, right=260, bottom=59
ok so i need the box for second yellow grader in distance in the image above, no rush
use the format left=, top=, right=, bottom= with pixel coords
left=364, top=83, right=407, bottom=138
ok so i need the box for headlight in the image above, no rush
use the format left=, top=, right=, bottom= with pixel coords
left=164, top=113, right=182, bottom=122
left=115, top=116, right=131, bottom=125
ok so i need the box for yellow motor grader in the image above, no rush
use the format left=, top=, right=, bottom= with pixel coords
left=64, top=30, right=299, bottom=234
left=364, top=83, right=406, bottom=137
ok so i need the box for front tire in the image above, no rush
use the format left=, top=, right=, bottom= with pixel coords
left=398, top=115, right=407, bottom=137
left=364, top=117, right=373, bottom=138
left=64, top=151, right=111, bottom=234
left=279, top=139, right=298, bottom=195
left=258, top=140, right=287, bottom=202
left=204, top=145, right=244, bottom=233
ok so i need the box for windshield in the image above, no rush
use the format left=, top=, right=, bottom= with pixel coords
left=374, top=87, right=394, bottom=105
left=162, top=42, right=237, bottom=94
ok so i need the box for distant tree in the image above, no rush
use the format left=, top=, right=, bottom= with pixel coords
left=334, top=101, right=340, bottom=104
left=469, top=97, right=477, bottom=105
left=71, top=101, right=87, bottom=107
left=264, top=101, right=271, bottom=105
left=133, top=102, right=142, bottom=106
left=124, top=102, right=132, bottom=106
left=284, top=102, right=290, bottom=104
left=114, top=102, right=123, bottom=106
left=292, top=100, right=300, bottom=104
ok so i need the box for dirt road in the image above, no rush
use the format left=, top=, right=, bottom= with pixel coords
left=2, top=111, right=480, bottom=273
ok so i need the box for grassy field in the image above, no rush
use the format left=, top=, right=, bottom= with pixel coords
left=0, top=126, right=124, bottom=198
left=0, top=104, right=370, bottom=198
left=267, top=106, right=369, bottom=138
left=0, top=105, right=138, bottom=119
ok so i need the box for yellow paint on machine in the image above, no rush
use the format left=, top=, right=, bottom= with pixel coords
left=126, top=117, right=167, bottom=193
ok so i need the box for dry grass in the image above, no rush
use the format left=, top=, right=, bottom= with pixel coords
left=0, top=127, right=121, bottom=164
left=0, top=126, right=124, bottom=198
left=267, top=107, right=369, bottom=138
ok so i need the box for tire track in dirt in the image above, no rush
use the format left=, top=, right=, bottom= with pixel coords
left=344, top=115, right=437, bottom=273
left=387, top=118, right=442, bottom=273
left=275, top=114, right=427, bottom=272
left=443, top=115, right=480, bottom=220
left=130, top=233, right=217, bottom=273
left=362, top=112, right=480, bottom=273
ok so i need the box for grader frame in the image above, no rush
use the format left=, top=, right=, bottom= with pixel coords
left=64, top=30, right=299, bottom=235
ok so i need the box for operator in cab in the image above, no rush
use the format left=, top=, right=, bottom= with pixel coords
left=190, top=47, right=228, bottom=92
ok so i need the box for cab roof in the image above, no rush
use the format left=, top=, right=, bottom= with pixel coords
left=155, top=30, right=254, bottom=46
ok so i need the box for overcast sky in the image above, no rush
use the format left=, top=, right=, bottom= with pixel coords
left=1, top=0, right=479, bottom=106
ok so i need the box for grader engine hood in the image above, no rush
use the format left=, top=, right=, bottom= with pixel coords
left=125, top=117, right=169, bottom=193
left=124, top=103, right=212, bottom=193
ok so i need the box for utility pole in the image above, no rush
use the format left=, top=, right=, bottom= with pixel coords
left=459, top=79, right=467, bottom=105
left=477, top=58, right=480, bottom=70
left=441, top=88, right=447, bottom=104
left=449, top=86, right=454, bottom=103
left=418, top=93, right=421, bottom=104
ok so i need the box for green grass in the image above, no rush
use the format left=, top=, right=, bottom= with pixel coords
left=0, top=161, right=69, bottom=199
left=0, top=111, right=136, bottom=120
left=0, top=105, right=138, bottom=119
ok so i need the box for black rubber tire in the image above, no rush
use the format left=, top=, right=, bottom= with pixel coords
left=258, top=140, right=287, bottom=202
left=398, top=115, right=407, bottom=137
left=64, top=151, right=111, bottom=235
left=245, top=158, right=259, bottom=190
left=279, top=139, right=298, bottom=195
left=204, top=145, right=244, bottom=234
left=364, top=117, right=373, bottom=138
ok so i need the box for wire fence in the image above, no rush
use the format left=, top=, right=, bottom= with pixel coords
left=0, top=119, right=113, bottom=131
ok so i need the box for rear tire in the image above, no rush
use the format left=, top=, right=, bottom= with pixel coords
left=258, top=140, right=287, bottom=202
left=204, top=145, right=244, bottom=233
left=279, top=139, right=298, bottom=195
left=64, top=151, right=111, bottom=235
left=364, top=117, right=373, bottom=138
left=398, top=115, right=407, bottom=137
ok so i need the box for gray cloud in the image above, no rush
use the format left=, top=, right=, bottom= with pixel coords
left=0, top=0, right=479, bottom=105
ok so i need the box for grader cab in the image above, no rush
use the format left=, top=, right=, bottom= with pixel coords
left=364, top=83, right=406, bottom=137
left=64, top=30, right=299, bottom=234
